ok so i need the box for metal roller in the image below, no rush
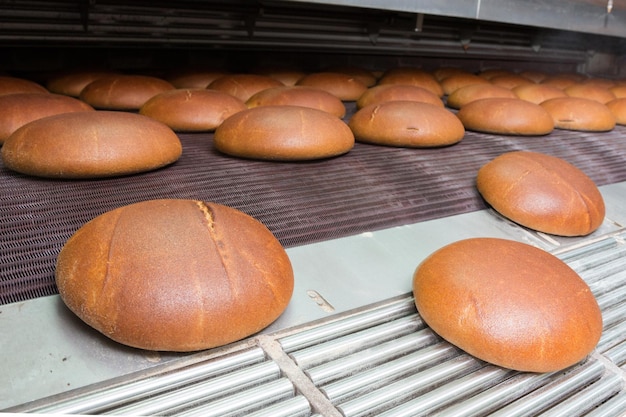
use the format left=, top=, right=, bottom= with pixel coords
left=306, top=329, right=439, bottom=385
left=289, top=314, right=423, bottom=369
left=108, top=361, right=281, bottom=416
left=279, top=297, right=417, bottom=353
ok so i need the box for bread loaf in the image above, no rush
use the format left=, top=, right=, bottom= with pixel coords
left=349, top=101, right=464, bottom=147
left=356, top=84, right=443, bottom=109
left=512, top=83, right=567, bottom=104
left=476, top=151, right=605, bottom=236
left=565, top=83, right=616, bottom=104
left=378, top=68, right=444, bottom=97
left=606, top=97, right=626, bottom=125
left=413, top=237, right=602, bottom=372
left=46, top=70, right=118, bottom=97
left=0, top=75, right=49, bottom=96
left=0, top=93, right=94, bottom=144
left=540, top=97, right=616, bottom=131
left=456, top=98, right=554, bottom=135
left=446, top=84, right=516, bottom=109
left=246, top=86, right=346, bottom=118
left=56, top=199, right=294, bottom=351
left=325, top=66, right=377, bottom=87
left=208, top=74, right=284, bottom=102
left=296, top=72, right=368, bottom=101
left=214, top=105, right=354, bottom=160
left=140, top=88, right=247, bottom=131
left=80, top=75, right=175, bottom=110
left=1, top=111, right=182, bottom=179
left=439, top=73, right=489, bottom=96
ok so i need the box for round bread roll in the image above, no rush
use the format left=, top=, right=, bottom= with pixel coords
left=2, top=111, right=182, bottom=179
left=582, top=78, right=616, bottom=89
left=378, top=68, right=444, bottom=97
left=46, top=70, right=118, bottom=97
left=540, top=76, right=578, bottom=90
left=56, top=199, right=294, bottom=351
left=446, top=84, right=516, bottom=109
left=477, top=151, right=605, bottom=236
left=413, top=237, right=602, bottom=372
left=165, top=70, right=228, bottom=88
left=349, top=101, right=464, bottom=147
left=208, top=74, right=284, bottom=102
left=80, top=75, right=175, bottom=110
left=356, top=84, right=443, bottom=109
left=564, top=83, right=616, bottom=104
left=140, top=89, right=246, bottom=131
left=214, top=105, right=354, bottom=161
left=0, top=75, right=49, bottom=96
left=512, top=83, right=567, bottom=104
left=606, top=98, right=626, bottom=125
left=609, top=84, right=626, bottom=98
left=489, top=74, right=534, bottom=90
left=325, top=66, right=377, bottom=87
left=439, top=73, right=489, bottom=96
left=540, top=97, right=616, bottom=131
left=246, top=86, right=346, bottom=118
left=295, top=72, right=368, bottom=101
left=0, top=93, right=94, bottom=144
left=456, top=98, right=554, bottom=135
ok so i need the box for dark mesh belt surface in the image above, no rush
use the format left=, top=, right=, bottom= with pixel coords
left=2, top=124, right=626, bottom=305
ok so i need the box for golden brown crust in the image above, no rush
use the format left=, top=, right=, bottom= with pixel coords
left=456, top=98, right=554, bottom=135
left=540, top=97, right=616, bottom=131
left=0, top=93, right=94, bottom=143
left=356, top=84, right=443, bottom=109
left=0, top=75, right=49, bottom=96
left=349, top=101, right=464, bottom=147
left=295, top=72, right=368, bottom=101
left=56, top=199, right=294, bottom=351
left=46, top=70, right=119, bottom=97
left=325, top=65, right=378, bottom=87
left=413, top=237, right=602, bottom=372
left=1, top=111, right=182, bottom=178
left=476, top=151, right=605, bottom=236
left=140, top=88, right=247, bottom=131
left=610, top=84, right=626, bottom=98
left=439, top=73, right=489, bottom=96
left=214, top=105, right=354, bottom=161
left=565, top=83, right=616, bottom=104
left=606, top=98, right=626, bottom=125
left=246, top=86, right=346, bottom=118
left=446, top=84, right=516, bottom=109
left=512, top=83, right=567, bottom=104
left=378, top=68, right=444, bottom=97
left=208, top=74, right=285, bottom=102
left=79, top=75, right=175, bottom=110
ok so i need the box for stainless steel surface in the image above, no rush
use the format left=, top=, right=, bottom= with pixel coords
left=282, top=0, right=626, bottom=38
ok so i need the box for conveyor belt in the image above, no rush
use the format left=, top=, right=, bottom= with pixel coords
left=2, top=116, right=626, bottom=305
left=8, top=229, right=626, bottom=416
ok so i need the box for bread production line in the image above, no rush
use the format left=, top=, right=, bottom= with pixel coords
left=2, top=1, right=626, bottom=415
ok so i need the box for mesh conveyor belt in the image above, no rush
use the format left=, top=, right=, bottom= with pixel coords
left=2, top=118, right=626, bottom=305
